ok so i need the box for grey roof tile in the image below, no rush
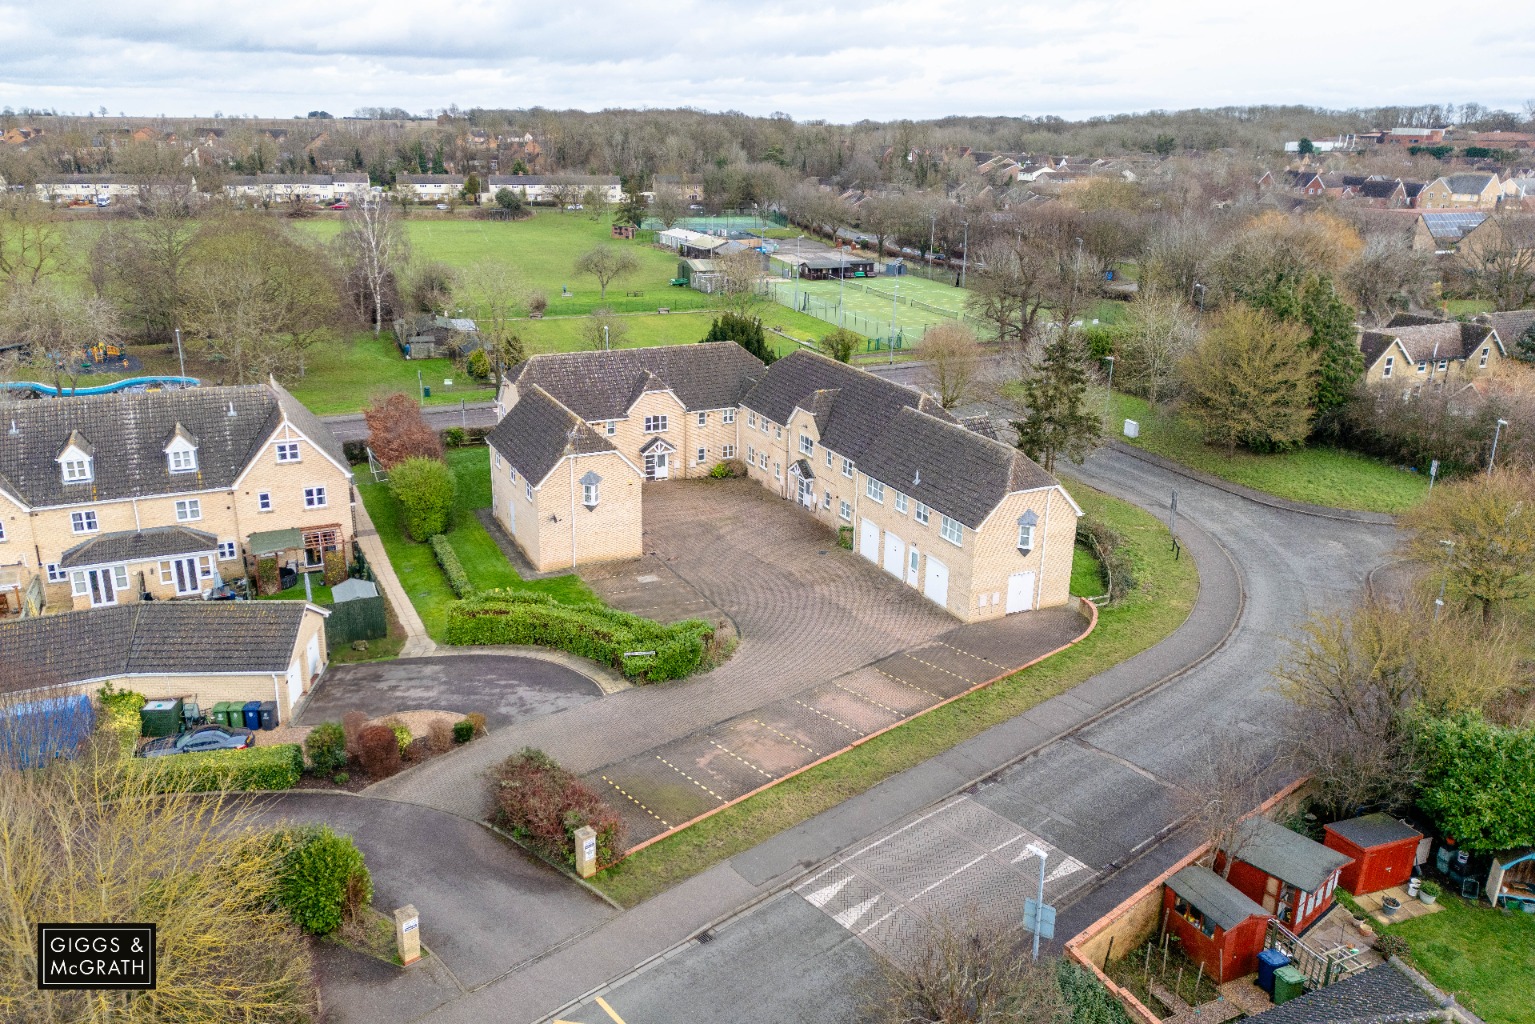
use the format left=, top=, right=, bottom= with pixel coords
left=0, top=602, right=310, bottom=691
left=1325, top=813, right=1421, bottom=850
left=59, top=526, right=218, bottom=569
left=486, top=385, right=616, bottom=485
left=505, top=343, right=765, bottom=422
left=1248, top=959, right=1443, bottom=1024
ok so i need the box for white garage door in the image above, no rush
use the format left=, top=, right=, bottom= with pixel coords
left=924, top=555, right=949, bottom=607
left=306, top=634, right=322, bottom=681
left=1006, top=571, right=1036, bottom=613
left=286, top=661, right=303, bottom=710
left=859, top=519, right=880, bottom=563
left=883, top=532, right=905, bottom=579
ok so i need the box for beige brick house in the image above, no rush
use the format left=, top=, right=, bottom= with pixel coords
left=0, top=601, right=329, bottom=722
left=1416, top=172, right=1503, bottom=210
left=1359, top=313, right=1510, bottom=392
left=0, top=381, right=352, bottom=616
left=492, top=345, right=1080, bottom=622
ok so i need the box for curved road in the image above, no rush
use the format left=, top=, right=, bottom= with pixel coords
left=536, top=447, right=1401, bottom=1024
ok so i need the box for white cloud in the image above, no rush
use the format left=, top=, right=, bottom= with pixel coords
left=1, top=0, right=1532, bottom=120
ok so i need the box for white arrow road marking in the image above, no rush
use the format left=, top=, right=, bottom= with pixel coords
left=1048, top=859, right=1085, bottom=884
left=804, top=875, right=851, bottom=908
left=833, top=895, right=881, bottom=928
left=1012, top=842, right=1050, bottom=864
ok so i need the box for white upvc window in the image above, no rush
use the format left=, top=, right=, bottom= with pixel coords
left=915, top=502, right=930, bottom=525
left=697, top=411, right=708, bottom=427
left=257, top=491, right=273, bottom=512
left=275, top=441, right=301, bottom=463
left=1437, top=359, right=1448, bottom=371
left=773, top=461, right=781, bottom=480
left=825, top=449, right=833, bottom=468
left=866, top=478, right=884, bottom=503
left=71, top=510, right=99, bottom=533
left=747, top=413, right=757, bottom=429
left=1383, top=356, right=1394, bottom=378
left=722, top=444, right=736, bottom=458
left=605, top=420, right=616, bottom=436
left=696, top=446, right=707, bottom=464
left=841, top=458, right=853, bottom=478
left=940, top=515, right=963, bottom=546
left=774, top=425, right=782, bottom=439
left=839, top=500, right=852, bottom=521
left=822, top=492, right=832, bottom=510
left=722, top=408, right=735, bottom=424
left=1417, top=362, right=1427, bottom=374
left=747, top=444, right=756, bottom=463
left=1479, top=346, right=1490, bottom=368
left=304, top=486, right=327, bottom=509
left=799, top=434, right=814, bottom=456
left=218, top=540, right=238, bottom=560
left=0, top=519, right=5, bottom=541
left=46, top=563, right=66, bottom=582
left=895, top=492, right=908, bottom=515
left=759, top=451, right=769, bottom=469
left=643, top=415, right=669, bottom=433
left=525, top=481, right=534, bottom=502
left=168, top=448, right=198, bottom=473
left=175, top=498, right=201, bottom=522
left=582, top=480, right=599, bottom=507
left=1018, top=523, right=1035, bottom=554
left=62, top=457, right=92, bottom=483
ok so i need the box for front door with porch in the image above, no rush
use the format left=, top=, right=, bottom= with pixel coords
left=644, top=448, right=671, bottom=480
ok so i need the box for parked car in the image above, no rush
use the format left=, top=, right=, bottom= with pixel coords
left=565, top=203, right=583, bottom=211
left=330, top=201, right=349, bottom=210
left=435, top=203, right=450, bottom=210
left=137, top=724, right=255, bottom=758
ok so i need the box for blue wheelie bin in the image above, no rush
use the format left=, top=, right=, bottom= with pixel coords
left=1257, top=948, right=1290, bottom=993
left=241, top=701, right=262, bottom=731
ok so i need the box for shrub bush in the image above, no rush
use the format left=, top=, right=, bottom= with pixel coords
left=129, top=744, right=304, bottom=792
left=341, top=710, right=368, bottom=756
left=304, top=722, right=347, bottom=774
left=273, top=825, right=374, bottom=936
left=333, top=771, right=350, bottom=784
left=356, top=725, right=401, bottom=778
left=453, top=720, right=475, bottom=744
left=386, top=722, right=412, bottom=757
left=492, top=748, right=625, bottom=870
left=1077, top=516, right=1137, bottom=603
left=1373, top=933, right=1410, bottom=959
left=429, top=719, right=454, bottom=752
left=322, top=550, right=348, bottom=587
left=465, top=350, right=492, bottom=382
left=837, top=525, right=853, bottom=550
left=465, top=712, right=487, bottom=736
left=442, top=426, right=469, bottom=448
left=528, top=292, right=548, bottom=317
left=430, top=534, right=474, bottom=597
left=707, top=461, right=732, bottom=479
left=389, top=457, right=457, bottom=541
left=443, top=590, right=714, bottom=682
left=256, top=556, right=280, bottom=596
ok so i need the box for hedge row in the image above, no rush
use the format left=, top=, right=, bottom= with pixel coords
left=342, top=426, right=492, bottom=465
left=444, top=590, right=714, bottom=682
left=127, top=744, right=305, bottom=792
left=430, top=534, right=474, bottom=598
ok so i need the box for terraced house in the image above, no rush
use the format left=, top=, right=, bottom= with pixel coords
left=0, top=382, right=352, bottom=617
left=1359, top=311, right=1520, bottom=390
left=491, top=345, right=1080, bottom=622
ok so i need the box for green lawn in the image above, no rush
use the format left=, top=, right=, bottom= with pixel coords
left=1070, top=541, right=1106, bottom=598
left=258, top=580, right=334, bottom=605
left=518, top=303, right=828, bottom=359
left=355, top=446, right=595, bottom=638
left=1384, top=893, right=1535, bottom=1024
left=591, top=479, right=1199, bottom=907
left=1109, top=393, right=1428, bottom=514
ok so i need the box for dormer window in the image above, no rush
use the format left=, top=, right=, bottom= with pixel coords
left=62, top=458, right=92, bottom=483
left=164, top=424, right=199, bottom=474
left=580, top=470, right=601, bottom=509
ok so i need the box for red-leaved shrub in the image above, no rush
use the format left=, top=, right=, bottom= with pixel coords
left=493, top=748, right=625, bottom=871
left=356, top=725, right=401, bottom=779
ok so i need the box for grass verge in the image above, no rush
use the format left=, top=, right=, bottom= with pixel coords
left=1383, top=892, right=1535, bottom=1024
left=1110, top=393, right=1427, bottom=514
left=356, top=447, right=595, bottom=638
left=590, top=478, right=1198, bottom=907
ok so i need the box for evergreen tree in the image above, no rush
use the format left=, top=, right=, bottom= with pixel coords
left=1246, top=272, right=1362, bottom=431
left=1517, top=321, right=1535, bottom=363
left=1010, top=330, right=1102, bottom=473
left=702, top=313, right=775, bottom=364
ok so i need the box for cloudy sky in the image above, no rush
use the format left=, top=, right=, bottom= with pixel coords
left=4, top=0, right=1534, bottom=121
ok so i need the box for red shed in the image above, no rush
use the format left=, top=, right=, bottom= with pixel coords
left=1217, top=818, right=1352, bottom=935
left=1163, top=865, right=1272, bottom=983
left=1324, top=814, right=1422, bottom=896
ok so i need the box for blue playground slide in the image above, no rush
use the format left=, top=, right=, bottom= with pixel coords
left=0, top=376, right=200, bottom=397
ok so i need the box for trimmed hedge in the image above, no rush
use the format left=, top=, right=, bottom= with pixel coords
left=444, top=590, right=713, bottom=682
left=430, top=534, right=474, bottom=597
left=273, top=825, right=374, bottom=936
left=129, top=743, right=304, bottom=792
left=493, top=748, right=625, bottom=871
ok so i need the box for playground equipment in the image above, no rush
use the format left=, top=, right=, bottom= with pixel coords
left=0, top=376, right=200, bottom=398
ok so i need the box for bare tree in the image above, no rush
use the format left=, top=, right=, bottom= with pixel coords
left=864, top=911, right=1070, bottom=1024
left=0, top=282, right=123, bottom=394
left=581, top=307, right=629, bottom=351
left=546, top=175, right=584, bottom=211
left=1343, top=235, right=1436, bottom=325
left=650, top=185, right=687, bottom=228
left=1177, top=736, right=1278, bottom=878
left=1457, top=215, right=1535, bottom=311
left=337, top=197, right=409, bottom=335
left=1117, top=291, right=1199, bottom=405
left=712, top=248, right=765, bottom=316
left=919, top=320, right=983, bottom=408
left=0, top=196, right=68, bottom=287
left=456, top=259, right=527, bottom=374
left=573, top=245, right=638, bottom=299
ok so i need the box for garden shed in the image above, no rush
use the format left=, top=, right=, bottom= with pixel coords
left=1323, top=814, right=1422, bottom=896
left=1218, top=818, right=1352, bottom=934
left=1163, top=864, right=1272, bottom=983
left=1486, top=848, right=1535, bottom=911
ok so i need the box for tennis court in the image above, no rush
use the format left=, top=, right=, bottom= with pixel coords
left=766, top=273, right=976, bottom=343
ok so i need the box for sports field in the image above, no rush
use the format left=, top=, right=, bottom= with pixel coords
left=768, top=272, right=974, bottom=344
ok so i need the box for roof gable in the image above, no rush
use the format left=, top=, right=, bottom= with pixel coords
left=506, top=343, right=765, bottom=422
left=486, top=385, right=618, bottom=486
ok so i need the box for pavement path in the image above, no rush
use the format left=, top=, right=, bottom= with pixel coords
left=352, top=493, right=435, bottom=659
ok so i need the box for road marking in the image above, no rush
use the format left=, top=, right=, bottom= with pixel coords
left=655, top=755, right=725, bottom=802
left=708, top=739, right=773, bottom=778
left=833, top=681, right=900, bottom=716
left=936, top=640, right=1007, bottom=670
left=873, top=665, right=941, bottom=699
left=793, top=699, right=860, bottom=734
left=751, top=718, right=817, bottom=755
left=596, top=997, right=627, bottom=1024
left=599, top=776, right=671, bottom=826
left=805, top=875, right=851, bottom=908
left=901, top=651, right=976, bottom=684
left=833, top=895, right=881, bottom=928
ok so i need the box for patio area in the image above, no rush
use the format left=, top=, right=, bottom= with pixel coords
left=1355, top=884, right=1444, bottom=927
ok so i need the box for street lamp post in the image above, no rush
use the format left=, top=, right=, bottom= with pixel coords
left=890, top=281, right=899, bottom=364
left=1434, top=539, right=1455, bottom=622
left=1488, top=418, right=1510, bottom=476
left=1192, top=282, right=1206, bottom=313
left=173, top=327, right=186, bottom=380
left=960, top=221, right=969, bottom=289
left=1103, top=355, right=1116, bottom=426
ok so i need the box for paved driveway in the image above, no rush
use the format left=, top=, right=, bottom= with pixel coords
left=367, top=481, right=1088, bottom=849
left=299, top=655, right=603, bottom=729
left=252, top=792, right=615, bottom=1024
